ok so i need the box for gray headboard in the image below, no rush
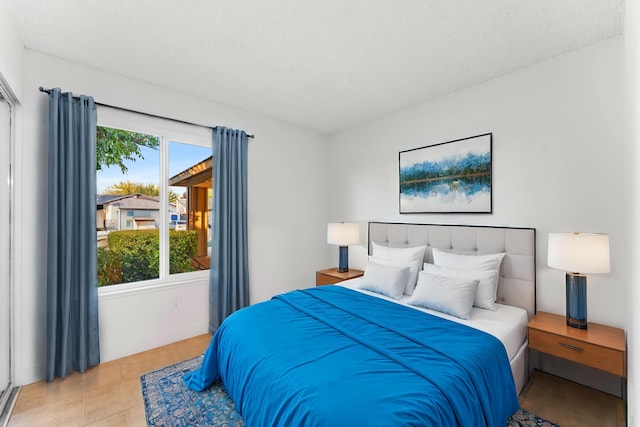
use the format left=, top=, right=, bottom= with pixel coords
left=368, top=222, right=536, bottom=319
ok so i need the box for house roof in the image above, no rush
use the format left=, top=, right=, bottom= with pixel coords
left=169, top=156, right=212, bottom=188
left=98, top=193, right=160, bottom=211
left=96, top=194, right=124, bottom=206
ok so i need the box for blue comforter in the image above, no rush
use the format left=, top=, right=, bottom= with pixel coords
left=184, top=285, right=518, bottom=426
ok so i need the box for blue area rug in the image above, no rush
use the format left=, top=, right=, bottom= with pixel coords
left=141, top=356, right=560, bottom=426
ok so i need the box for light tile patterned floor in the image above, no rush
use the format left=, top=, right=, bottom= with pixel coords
left=8, top=334, right=211, bottom=427
left=519, top=370, right=626, bottom=427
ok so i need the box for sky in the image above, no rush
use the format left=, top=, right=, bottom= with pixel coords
left=96, top=141, right=211, bottom=194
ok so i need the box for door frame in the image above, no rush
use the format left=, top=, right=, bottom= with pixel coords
left=0, top=74, right=17, bottom=398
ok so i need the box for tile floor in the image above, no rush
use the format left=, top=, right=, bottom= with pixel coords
left=519, top=370, right=626, bottom=427
left=8, top=334, right=211, bottom=426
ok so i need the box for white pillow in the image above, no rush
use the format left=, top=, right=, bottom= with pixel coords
left=368, top=255, right=417, bottom=291
left=371, top=242, right=427, bottom=295
left=431, top=248, right=505, bottom=299
left=432, top=248, right=505, bottom=271
left=423, top=263, right=498, bottom=311
left=408, top=270, right=479, bottom=319
left=357, top=261, right=410, bottom=300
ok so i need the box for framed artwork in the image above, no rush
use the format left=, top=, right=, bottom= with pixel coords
left=399, top=133, right=492, bottom=214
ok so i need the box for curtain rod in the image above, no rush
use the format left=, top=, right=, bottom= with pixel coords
left=39, top=86, right=255, bottom=139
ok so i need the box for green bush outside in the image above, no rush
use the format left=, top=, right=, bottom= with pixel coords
left=97, top=229, right=199, bottom=287
left=168, top=229, right=199, bottom=274
left=97, top=247, right=123, bottom=286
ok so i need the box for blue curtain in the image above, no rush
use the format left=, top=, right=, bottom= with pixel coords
left=210, top=127, right=250, bottom=332
left=46, top=88, right=100, bottom=381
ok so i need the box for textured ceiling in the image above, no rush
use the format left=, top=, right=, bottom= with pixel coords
left=7, top=0, right=624, bottom=133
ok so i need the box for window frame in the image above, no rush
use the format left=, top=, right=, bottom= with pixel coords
left=97, top=106, right=212, bottom=295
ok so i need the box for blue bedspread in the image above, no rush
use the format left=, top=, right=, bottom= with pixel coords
left=184, top=285, right=518, bottom=426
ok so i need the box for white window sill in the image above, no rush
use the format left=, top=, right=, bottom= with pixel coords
left=98, top=270, right=209, bottom=299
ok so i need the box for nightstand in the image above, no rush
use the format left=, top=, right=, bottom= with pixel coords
left=527, top=311, right=626, bottom=378
left=315, top=268, right=364, bottom=286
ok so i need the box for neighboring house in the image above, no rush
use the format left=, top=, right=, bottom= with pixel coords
left=96, top=194, right=122, bottom=231
left=175, top=194, right=187, bottom=216
left=96, top=193, right=161, bottom=231
left=170, top=195, right=188, bottom=230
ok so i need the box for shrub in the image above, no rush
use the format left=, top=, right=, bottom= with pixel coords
left=108, top=229, right=159, bottom=283
left=97, top=229, right=200, bottom=286
left=97, top=247, right=123, bottom=287
left=169, top=229, right=199, bottom=273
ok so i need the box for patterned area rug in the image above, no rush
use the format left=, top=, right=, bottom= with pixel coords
left=141, top=356, right=559, bottom=427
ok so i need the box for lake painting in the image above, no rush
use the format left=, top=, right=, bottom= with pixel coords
left=399, top=133, right=492, bottom=213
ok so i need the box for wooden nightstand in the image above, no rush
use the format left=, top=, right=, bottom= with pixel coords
left=527, top=311, right=626, bottom=378
left=316, top=268, right=364, bottom=286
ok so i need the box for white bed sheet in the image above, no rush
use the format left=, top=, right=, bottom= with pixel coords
left=338, top=278, right=528, bottom=361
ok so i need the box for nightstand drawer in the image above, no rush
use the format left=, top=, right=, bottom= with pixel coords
left=315, top=268, right=364, bottom=286
left=316, top=272, right=343, bottom=286
left=529, top=328, right=625, bottom=377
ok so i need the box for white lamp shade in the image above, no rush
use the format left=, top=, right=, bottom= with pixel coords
left=548, top=232, right=610, bottom=274
left=327, top=223, right=360, bottom=246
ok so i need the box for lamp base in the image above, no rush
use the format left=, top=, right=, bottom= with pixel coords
left=337, top=246, right=349, bottom=273
left=566, top=273, right=587, bottom=329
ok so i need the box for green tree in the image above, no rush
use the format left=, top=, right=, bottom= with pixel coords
left=103, top=181, right=160, bottom=197
left=102, top=180, right=180, bottom=202
left=96, top=126, right=159, bottom=174
left=168, top=191, right=179, bottom=204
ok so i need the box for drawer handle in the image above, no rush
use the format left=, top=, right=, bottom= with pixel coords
left=559, top=342, right=583, bottom=352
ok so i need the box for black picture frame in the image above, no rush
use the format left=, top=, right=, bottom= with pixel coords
left=399, top=133, right=492, bottom=214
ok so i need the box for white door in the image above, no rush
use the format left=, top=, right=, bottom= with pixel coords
left=0, top=92, right=11, bottom=393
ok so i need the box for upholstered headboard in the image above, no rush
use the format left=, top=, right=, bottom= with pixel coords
left=368, top=222, right=536, bottom=319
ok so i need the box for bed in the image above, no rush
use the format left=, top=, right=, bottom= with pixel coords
left=185, top=222, right=536, bottom=426
left=366, top=222, right=536, bottom=394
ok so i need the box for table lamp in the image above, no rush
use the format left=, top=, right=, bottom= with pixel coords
left=547, top=232, right=610, bottom=329
left=327, top=223, right=359, bottom=272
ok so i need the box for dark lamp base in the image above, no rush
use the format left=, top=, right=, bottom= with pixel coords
left=567, top=317, right=588, bottom=329
left=566, top=273, right=588, bottom=330
left=337, top=246, right=349, bottom=273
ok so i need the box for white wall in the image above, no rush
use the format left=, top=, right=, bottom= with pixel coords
left=327, top=36, right=629, bottom=393
left=328, top=36, right=627, bottom=328
left=0, top=0, right=23, bottom=101
left=15, top=50, right=328, bottom=383
left=625, top=0, right=639, bottom=424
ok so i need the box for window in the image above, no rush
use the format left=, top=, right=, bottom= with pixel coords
left=96, top=107, right=212, bottom=289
